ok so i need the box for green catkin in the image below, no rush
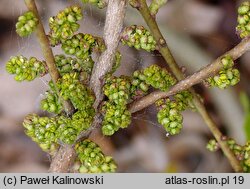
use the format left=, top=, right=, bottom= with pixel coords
left=16, top=11, right=38, bottom=37
left=236, top=1, right=250, bottom=38
left=156, top=99, right=183, bottom=135
left=48, top=6, right=83, bottom=46
left=103, top=76, right=131, bottom=105
left=101, top=102, right=131, bottom=136
left=55, top=54, right=94, bottom=75
left=6, top=56, right=46, bottom=81
left=130, top=65, right=176, bottom=98
left=40, top=91, right=62, bottom=114
left=121, top=25, right=157, bottom=52
left=61, top=33, right=97, bottom=60
left=149, top=0, right=168, bottom=16
left=206, top=56, right=240, bottom=89
left=23, top=114, right=59, bottom=154
left=206, top=139, right=219, bottom=152
left=102, top=76, right=132, bottom=136
left=56, top=72, right=95, bottom=111
left=74, top=139, right=117, bottom=173
left=174, top=91, right=193, bottom=111
left=81, top=0, right=107, bottom=9
left=143, top=65, right=177, bottom=91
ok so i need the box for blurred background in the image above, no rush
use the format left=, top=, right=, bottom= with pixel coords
left=0, top=0, right=249, bottom=172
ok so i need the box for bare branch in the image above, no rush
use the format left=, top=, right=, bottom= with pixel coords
left=48, top=145, right=76, bottom=173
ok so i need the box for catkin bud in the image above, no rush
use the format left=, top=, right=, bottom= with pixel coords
left=6, top=56, right=46, bottom=81
left=236, top=1, right=250, bottom=38
left=16, top=11, right=38, bottom=37
left=121, top=25, right=157, bottom=52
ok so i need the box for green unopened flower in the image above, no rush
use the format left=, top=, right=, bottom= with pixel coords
left=6, top=56, right=46, bottom=81
left=206, top=139, right=219, bottom=152
left=104, top=75, right=131, bottom=105
left=121, top=25, right=157, bottom=52
left=174, top=91, right=193, bottom=111
left=48, top=6, right=83, bottom=46
left=61, top=33, right=96, bottom=60
left=101, top=102, right=131, bottom=136
left=40, top=91, right=62, bottom=114
left=55, top=54, right=94, bottom=75
left=236, top=1, right=250, bottom=38
left=206, top=56, right=240, bottom=89
left=16, top=11, right=38, bottom=37
left=75, top=140, right=117, bottom=173
left=157, top=100, right=183, bottom=135
left=56, top=72, right=95, bottom=111
left=23, top=114, right=60, bottom=154
left=143, top=65, right=176, bottom=91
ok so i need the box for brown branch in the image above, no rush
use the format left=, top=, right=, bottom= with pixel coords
left=129, top=37, right=250, bottom=113
left=90, top=0, right=128, bottom=108
left=135, top=0, right=243, bottom=172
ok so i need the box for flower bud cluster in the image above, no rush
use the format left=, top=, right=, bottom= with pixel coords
left=16, top=11, right=38, bottom=37
left=73, top=139, right=117, bottom=173
left=236, top=1, right=250, bottom=38
left=23, top=114, right=60, bottom=154
left=121, top=25, right=157, bottom=52
left=40, top=91, right=62, bottom=114
left=206, top=56, right=240, bottom=89
left=48, top=6, right=83, bottom=46
left=61, top=33, right=97, bottom=60
left=56, top=72, right=95, bottom=111
left=55, top=54, right=94, bottom=75
left=156, top=99, right=183, bottom=135
left=6, top=56, right=46, bottom=81
left=206, top=139, right=219, bottom=152
left=102, top=76, right=132, bottom=136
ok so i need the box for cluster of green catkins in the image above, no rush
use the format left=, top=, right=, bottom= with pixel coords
left=81, top=0, right=107, bottom=9
left=206, top=56, right=240, bottom=89
left=72, top=140, right=117, bottom=173
left=16, top=11, right=38, bottom=37
left=207, top=138, right=250, bottom=172
left=156, top=91, right=192, bottom=135
left=102, top=76, right=132, bottom=136
left=6, top=56, right=46, bottom=81
left=48, top=6, right=83, bottom=46
left=40, top=90, right=62, bottom=114
left=55, top=54, right=94, bottom=75
left=121, top=25, right=157, bottom=52
left=57, top=72, right=95, bottom=111
left=61, top=33, right=98, bottom=60
left=23, top=109, right=94, bottom=148
left=131, top=65, right=176, bottom=99
left=236, top=1, right=250, bottom=38
left=23, top=114, right=60, bottom=154
left=149, top=0, right=168, bottom=16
